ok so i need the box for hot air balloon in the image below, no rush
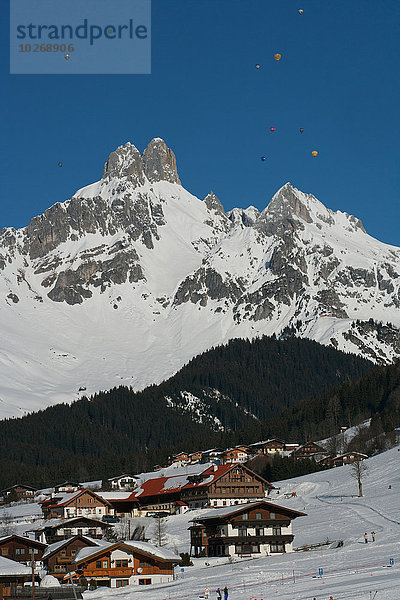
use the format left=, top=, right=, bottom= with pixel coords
left=64, top=54, right=70, bottom=61
left=255, top=64, right=261, bottom=69
left=274, top=53, right=281, bottom=61
left=270, top=127, right=276, bottom=132
left=298, top=9, right=304, bottom=15
left=299, top=128, right=304, bottom=133
left=311, top=150, right=318, bottom=157
left=261, top=156, right=267, bottom=162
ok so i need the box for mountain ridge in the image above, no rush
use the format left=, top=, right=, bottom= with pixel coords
left=0, top=138, right=399, bottom=418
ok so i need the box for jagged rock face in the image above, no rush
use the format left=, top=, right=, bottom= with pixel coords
left=0, top=140, right=399, bottom=418
left=142, top=138, right=181, bottom=184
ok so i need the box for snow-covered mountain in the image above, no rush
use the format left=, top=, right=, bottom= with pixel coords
left=0, top=138, right=399, bottom=419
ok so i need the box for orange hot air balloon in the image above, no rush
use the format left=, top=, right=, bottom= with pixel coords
left=312, top=150, right=318, bottom=157
left=274, top=53, right=281, bottom=61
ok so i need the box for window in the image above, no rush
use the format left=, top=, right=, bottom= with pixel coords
left=64, top=529, right=72, bottom=537
left=139, top=579, right=152, bottom=585
left=77, top=529, right=83, bottom=536
left=16, top=548, right=25, bottom=555
left=96, top=561, right=101, bottom=569
left=71, top=550, right=76, bottom=557
left=255, top=528, right=264, bottom=536
left=139, top=560, right=152, bottom=567
left=269, top=512, right=276, bottom=519
left=115, top=560, right=128, bottom=568
left=270, top=542, right=285, bottom=553
left=61, top=550, right=66, bottom=557
left=255, top=513, right=262, bottom=520
left=272, top=526, right=281, bottom=536
left=242, top=513, right=248, bottom=520
left=89, top=529, right=96, bottom=536
left=116, top=580, right=129, bottom=588
left=1, top=548, right=8, bottom=555
left=102, top=561, right=108, bottom=568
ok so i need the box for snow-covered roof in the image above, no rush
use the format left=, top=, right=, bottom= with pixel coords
left=74, top=541, right=113, bottom=562
left=0, top=556, right=31, bottom=576
left=191, top=500, right=306, bottom=522
left=97, top=491, right=132, bottom=500
left=123, top=541, right=180, bottom=562
left=42, top=536, right=106, bottom=559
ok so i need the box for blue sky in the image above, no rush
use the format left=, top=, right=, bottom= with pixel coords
left=1, top=0, right=399, bottom=245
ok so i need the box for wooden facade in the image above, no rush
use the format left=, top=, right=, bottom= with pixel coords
left=73, top=542, right=178, bottom=588
left=0, top=537, right=46, bottom=566
left=31, top=517, right=109, bottom=544
left=182, top=464, right=273, bottom=509
left=190, top=501, right=306, bottom=558
left=292, top=442, right=328, bottom=461
left=41, top=489, right=111, bottom=520
left=42, top=536, right=101, bottom=581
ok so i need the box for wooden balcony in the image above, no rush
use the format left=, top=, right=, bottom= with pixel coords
left=82, top=567, right=133, bottom=578
left=207, top=534, right=294, bottom=544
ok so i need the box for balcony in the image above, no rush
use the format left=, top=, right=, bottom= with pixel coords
left=207, top=534, right=294, bottom=544
left=82, top=568, right=133, bottom=578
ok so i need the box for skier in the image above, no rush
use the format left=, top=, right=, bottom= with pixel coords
left=216, top=588, right=222, bottom=600
left=371, top=531, right=375, bottom=542
left=363, top=532, right=368, bottom=544
left=223, top=587, right=228, bottom=600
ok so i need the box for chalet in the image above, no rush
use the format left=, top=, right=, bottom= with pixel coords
left=0, top=557, right=36, bottom=599
left=291, top=442, right=328, bottom=461
left=0, top=485, right=36, bottom=504
left=189, top=500, right=306, bottom=558
left=29, top=517, right=110, bottom=544
left=40, top=489, right=111, bottom=520
left=0, top=536, right=47, bottom=567
left=97, top=492, right=139, bottom=518
left=72, top=540, right=179, bottom=588
left=181, top=463, right=274, bottom=509
left=250, top=439, right=285, bottom=455
left=332, top=452, right=368, bottom=467
left=54, top=482, right=81, bottom=494
left=107, top=475, right=139, bottom=491
left=167, top=452, right=190, bottom=466
left=200, top=449, right=224, bottom=463
left=42, top=536, right=107, bottom=581
left=188, top=452, right=203, bottom=463
left=221, top=449, right=249, bottom=464
left=130, top=474, right=190, bottom=515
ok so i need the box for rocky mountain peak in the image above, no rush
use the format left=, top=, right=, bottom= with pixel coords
left=266, top=182, right=313, bottom=224
left=142, top=138, right=181, bottom=185
left=102, top=138, right=181, bottom=186
left=204, top=191, right=225, bottom=214
left=102, top=142, right=145, bottom=186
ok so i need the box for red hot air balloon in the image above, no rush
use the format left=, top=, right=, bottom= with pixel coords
left=270, top=127, right=276, bottom=132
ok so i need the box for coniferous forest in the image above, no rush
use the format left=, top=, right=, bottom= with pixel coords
left=0, top=335, right=398, bottom=489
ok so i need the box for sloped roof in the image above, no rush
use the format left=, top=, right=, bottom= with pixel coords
left=0, top=534, right=47, bottom=548
left=74, top=541, right=179, bottom=564
left=131, top=464, right=273, bottom=500
left=42, top=536, right=106, bottom=560
left=41, top=489, right=111, bottom=509
left=191, top=500, right=307, bottom=522
left=0, top=556, right=31, bottom=576
left=31, top=516, right=108, bottom=532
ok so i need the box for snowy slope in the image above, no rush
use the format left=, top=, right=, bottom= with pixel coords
left=94, top=447, right=400, bottom=600
left=1, top=448, right=399, bottom=598
left=0, top=139, right=399, bottom=418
